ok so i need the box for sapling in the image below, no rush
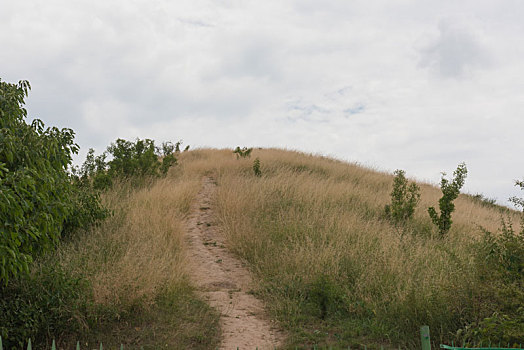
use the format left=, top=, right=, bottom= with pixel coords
left=253, top=158, right=262, bottom=177
left=385, top=169, right=420, bottom=223
left=428, top=162, right=467, bottom=236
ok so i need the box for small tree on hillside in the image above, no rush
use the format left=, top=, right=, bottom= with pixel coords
left=428, top=162, right=467, bottom=236
left=385, top=169, right=420, bottom=223
left=253, top=157, right=262, bottom=177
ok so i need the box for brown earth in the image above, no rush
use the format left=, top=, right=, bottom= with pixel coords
left=185, top=176, right=284, bottom=349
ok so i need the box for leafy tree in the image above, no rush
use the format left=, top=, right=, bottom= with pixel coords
left=385, top=169, right=420, bottom=223
left=428, top=162, right=467, bottom=236
left=1, top=79, right=98, bottom=284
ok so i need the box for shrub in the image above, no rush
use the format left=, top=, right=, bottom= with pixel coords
left=233, top=146, right=252, bottom=159
left=478, top=179, right=524, bottom=281
left=253, top=158, right=262, bottom=177
left=107, top=138, right=160, bottom=178
left=0, top=261, right=92, bottom=348
left=465, top=179, right=524, bottom=345
left=478, top=216, right=524, bottom=282
left=76, top=139, right=179, bottom=190
left=428, top=162, right=467, bottom=236
left=62, top=183, right=111, bottom=239
left=384, top=169, right=420, bottom=223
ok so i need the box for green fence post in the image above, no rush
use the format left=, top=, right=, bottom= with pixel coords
left=27, top=339, right=32, bottom=350
left=52, top=339, right=56, bottom=350
left=76, top=341, right=80, bottom=350
left=0, top=335, right=3, bottom=350
left=420, top=325, right=431, bottom=350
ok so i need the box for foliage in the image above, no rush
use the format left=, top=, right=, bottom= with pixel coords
left=477, top=179, right=524, bottom=281
left=428, top=162, right=467, bottom=236
left=384, top=169, right=420, bottom=223
left=457, top=307, right=524, bottom=347
left=233, top=146, right=252, bottom=159
left=480, top=217, right=524, bottom=281
left=465, top=179, right=524, bottom=346
left=509, top=179, right=524, bottom=229
left=0, top=79, right=106, bottom=285
left=0, top=261, right=92, bottom=349
left=61, top=183, right=111, bottom=239
left=509, top=179, right=524, bottom=210
left=76, top=139, right=180, bottom=190
left=253, top=157, right=262, bottom=177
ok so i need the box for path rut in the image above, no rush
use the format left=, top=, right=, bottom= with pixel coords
left=185, top=176, right=284, bottom=349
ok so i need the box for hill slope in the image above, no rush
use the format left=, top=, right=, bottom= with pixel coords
left=4, top=147, right=522, bottom=349
left=179, top=148, right=523, bottom=348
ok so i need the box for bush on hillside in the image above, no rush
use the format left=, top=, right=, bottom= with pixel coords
left=233, top=146, right=252, bottom=159
left=76, top=139, right=179, bottom=190
left=384, top=169, right=420, bottom=224
left=0, top=261, right=93, bottom=349
left=466, top=179, right=524, bottom=346
left=476, top=179, right=524, bottom=281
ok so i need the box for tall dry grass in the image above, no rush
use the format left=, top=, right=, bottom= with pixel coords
left=64, top=176, right=199, bottom=306
left=45, top=147, right=519, bottom=348
left=52, top=163, right=220, bottom=348
left=208, top=148, right=521, bottom=348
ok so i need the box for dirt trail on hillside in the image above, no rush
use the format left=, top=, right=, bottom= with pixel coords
left=185, top=176, right=284, bottom=349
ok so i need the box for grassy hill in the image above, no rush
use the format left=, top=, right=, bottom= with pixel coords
left=3, top=147, right=523, bottom=349
left=180, top=148, right=523, bottom=348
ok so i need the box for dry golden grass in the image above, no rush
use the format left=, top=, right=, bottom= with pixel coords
left=198, top=148, right=522, bottom=348
left=59, top=175, right=200, bottom=307
left=50, top=147, right=520, bottom=348
left=53, top=161, right=220, bottom=349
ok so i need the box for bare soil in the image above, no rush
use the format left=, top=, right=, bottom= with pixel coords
left=185, top=176, right=284, bottom=349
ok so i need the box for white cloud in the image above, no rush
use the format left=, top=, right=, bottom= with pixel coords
left=417, top=19, right=491, bottom=78
left=1, top=0, right=524, bottom=204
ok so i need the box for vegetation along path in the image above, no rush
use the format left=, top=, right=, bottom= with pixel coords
left=185, top=176, right=284, bottom=349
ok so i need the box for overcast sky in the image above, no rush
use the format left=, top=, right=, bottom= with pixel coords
left=2, top=0, right=523, bottom=205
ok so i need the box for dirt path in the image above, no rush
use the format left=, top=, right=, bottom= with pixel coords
left=185, top=176, right=284, bottom=350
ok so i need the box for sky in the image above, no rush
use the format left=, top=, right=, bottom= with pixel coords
left=1, top=0, right=524, bottom=205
